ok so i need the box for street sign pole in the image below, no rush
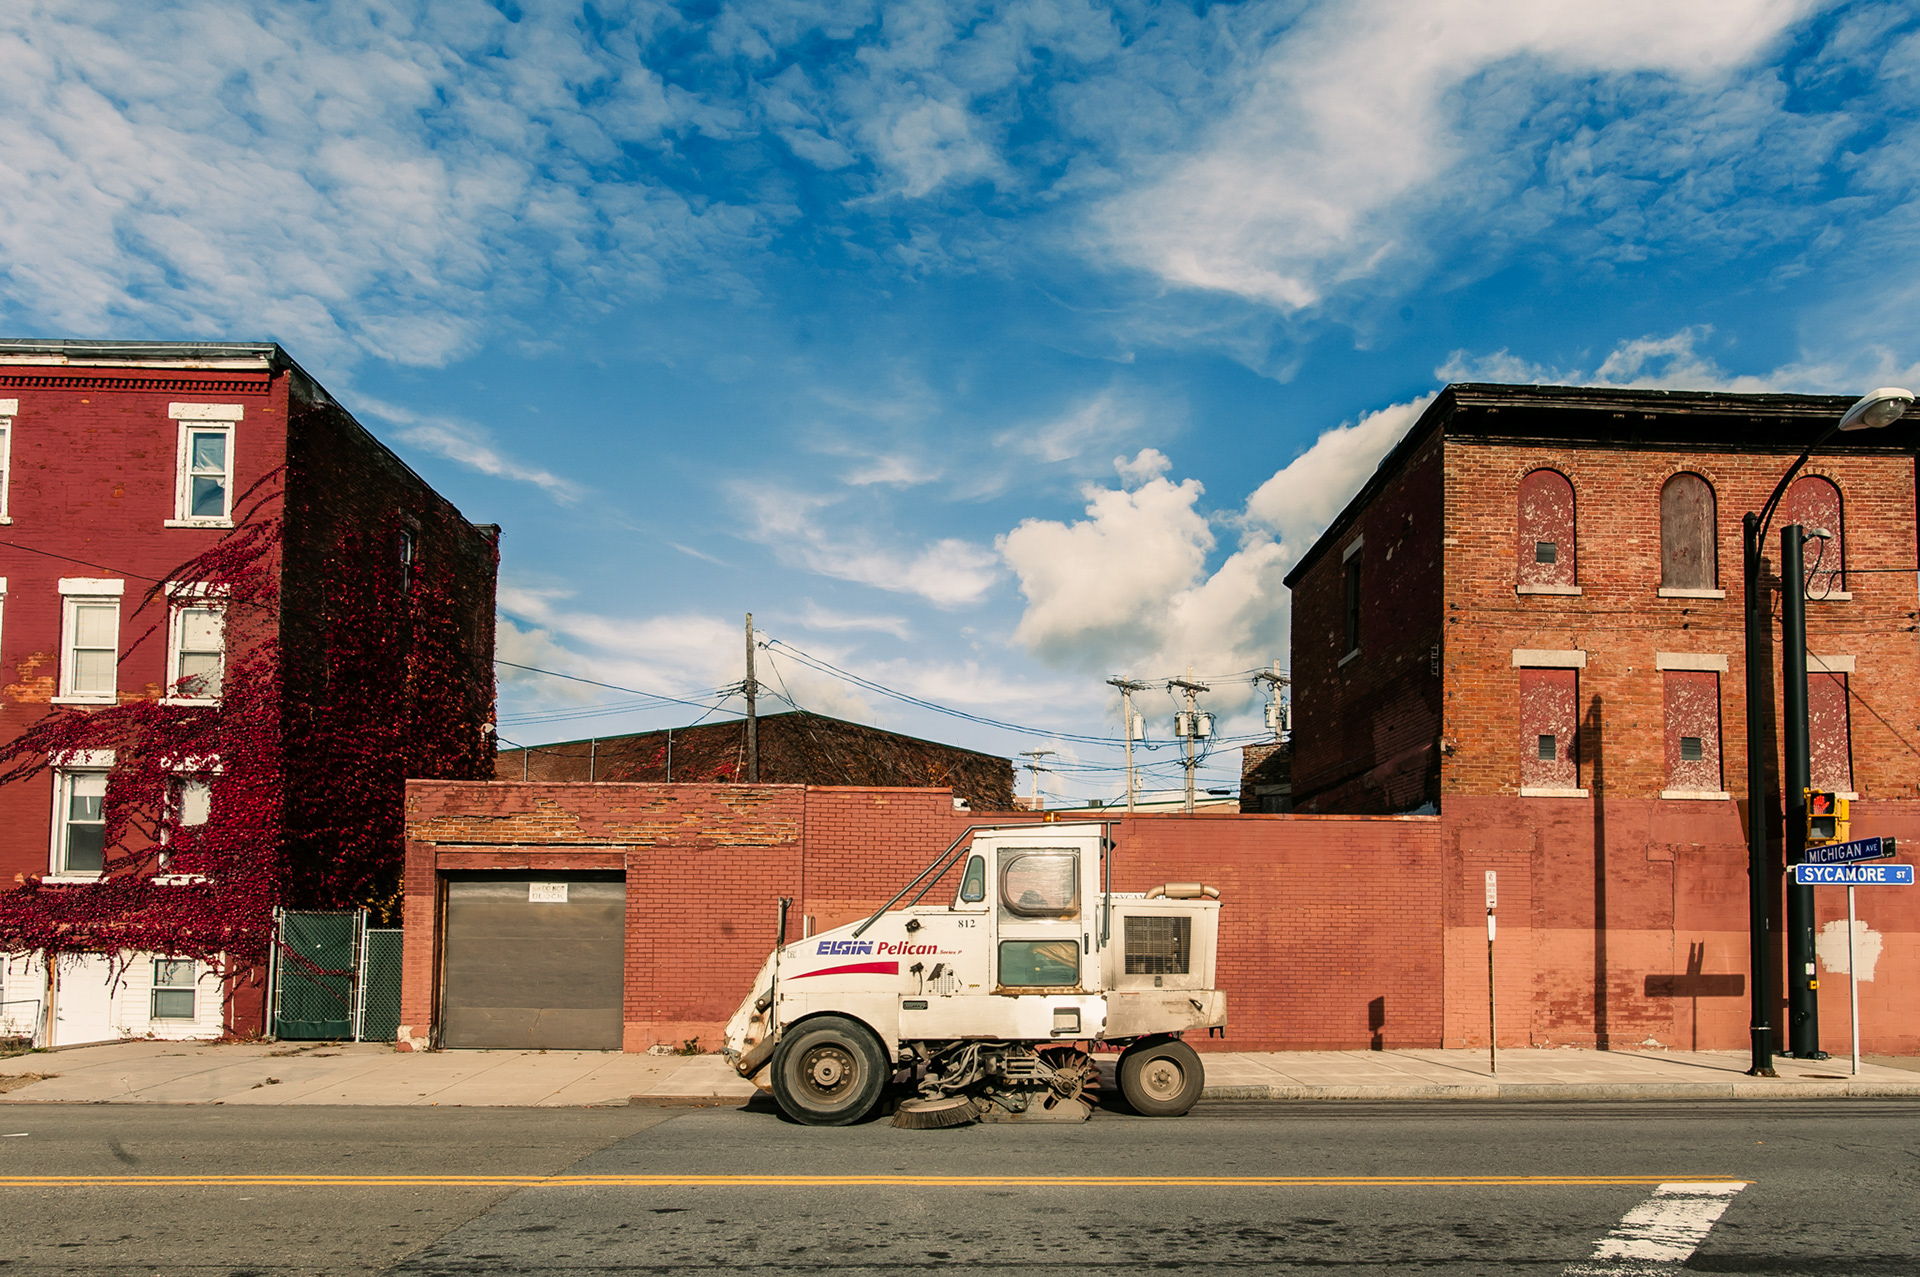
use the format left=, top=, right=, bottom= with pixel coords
left=1848, top=884, right=1860, bottom=1078
left=1485, top=871, right=1497, bottom=1077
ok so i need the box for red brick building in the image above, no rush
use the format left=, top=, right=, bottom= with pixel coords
left=0, top=340, right=498, bottom=1046
left=1283, top=383, right=1920, bottom=1052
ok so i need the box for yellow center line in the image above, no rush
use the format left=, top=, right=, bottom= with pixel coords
left=0, top=1174, right=1745, bottom=1189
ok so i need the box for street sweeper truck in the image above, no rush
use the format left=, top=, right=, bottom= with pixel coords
left=721, top=822, right=1225, bottom=1127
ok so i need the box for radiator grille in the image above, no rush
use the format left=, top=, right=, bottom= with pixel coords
left=1124, top=915, right=1191, bottom=975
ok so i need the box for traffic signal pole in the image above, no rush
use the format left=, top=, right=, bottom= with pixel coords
left=1780, top=525, right=1825, bottom=1058
left=1741, top=511, right=1776, bottom=1076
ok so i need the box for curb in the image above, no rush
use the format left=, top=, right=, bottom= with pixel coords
left=1198, top=1081, right=1920, bottom=1102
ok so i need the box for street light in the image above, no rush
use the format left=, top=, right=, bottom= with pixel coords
left=1743, top=387, right=1913, bottom=1076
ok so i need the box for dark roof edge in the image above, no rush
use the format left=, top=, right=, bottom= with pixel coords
left=0, top=338, right=284, bottom=367
left=496, top=708, right=1012, bottom=764
left=1283, top=391, right=1453, bottom=589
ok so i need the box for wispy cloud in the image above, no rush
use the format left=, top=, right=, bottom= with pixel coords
left=796, top=602, right=913, bottom=641
left=734, top=481, right=999, bottom=607
left=357, top=400, right=586, bottom=503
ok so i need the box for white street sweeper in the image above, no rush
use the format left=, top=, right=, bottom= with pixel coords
left=722, top=822, right=1225, bottom=1127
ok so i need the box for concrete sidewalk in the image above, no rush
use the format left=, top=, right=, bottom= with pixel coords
left=3, top=1039, right=1917, bottom=1107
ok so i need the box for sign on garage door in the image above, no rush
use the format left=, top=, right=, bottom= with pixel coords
left=442, top=873, right=625, bottom=1050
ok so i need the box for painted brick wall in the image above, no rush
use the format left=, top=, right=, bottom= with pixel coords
left=402, top=781, right=1447, bottom=1053
left=0, top=368, right=288, bottom=888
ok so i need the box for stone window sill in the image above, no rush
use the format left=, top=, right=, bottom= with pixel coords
left=1520, top=787, right=1589, bottom=798
left=1661, top=789, right=1731, bottom=801
left=151, top=873, right=209, bottom=886
left=163, top=518, right=234, bottom=530
left=50, top=695, right=114, bottom=706
left=41, top=873, right=103, bottom=885
left=1516, top=584, right=1582, bottom=596
left=1806, top=591, right=1852, bottom=602
left=1338, top=648, right=1361, bottom=668
left=1658, top=587, right=1726, bottom=599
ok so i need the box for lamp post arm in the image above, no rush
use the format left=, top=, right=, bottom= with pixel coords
left=1753, top=422, right=1841, bottom=550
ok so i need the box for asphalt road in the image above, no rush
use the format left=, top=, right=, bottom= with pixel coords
left=1, top=1098, right=1915, bottom=1275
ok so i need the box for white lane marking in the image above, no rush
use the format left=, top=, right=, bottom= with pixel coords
left=1565, top=1181, right=1747, bottom=1275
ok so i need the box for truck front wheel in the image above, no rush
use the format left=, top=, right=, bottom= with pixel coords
left=770, top=1016, right=888, bottom=1126
left=1118, top=1038, right=1204, bottom=1116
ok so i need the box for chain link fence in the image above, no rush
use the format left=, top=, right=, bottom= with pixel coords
left=269, top=910, right=404, bottom=1042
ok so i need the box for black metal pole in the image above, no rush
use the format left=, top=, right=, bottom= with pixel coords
left=1780, top=525, right=1825, bottom=1058
left=1742, top=512, right=1776, bottom=1076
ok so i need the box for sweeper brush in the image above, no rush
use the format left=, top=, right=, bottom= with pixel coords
left=892, top=1095, right=981, bottom=1129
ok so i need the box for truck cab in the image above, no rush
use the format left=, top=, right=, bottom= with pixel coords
left=723, top=823, right=1225, bottom=1126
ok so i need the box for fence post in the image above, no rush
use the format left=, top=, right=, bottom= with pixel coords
left=265, top=906, right=283, bottom=1041
left=351, top=909, right=369, bottom=1043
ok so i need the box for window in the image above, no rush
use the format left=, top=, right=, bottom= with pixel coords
left=151, top=959, right=196, bottom=1020
left=1343, top=551, right=1362, bottom=657
left=163, top=775, right=212, bottom=859
left=1779, top=476, right=1844, bottom=597
left=400, top=526, right=418, bottom=593
left=57, top=578, right=123, bottom=704
left=1663, top=671, right=1723, bottom=795
left=166, top=404, right=242, bottom=527
left=52, top=767, right=109, bottom=875
left=997, top=940, right=1081, bottom=988
left=956, top=854, right=986, bottom=904
left=1809, top=667, right=1854, bottom=793
left=0, top=397, right=14, bottom=522
left=998, top=850, right=1079, bottom=918
left=1518, top=667, right=1579, bottom=793
left=1516, top=469, right=1577, bottom=591
left=1660, top=473, right=1718, bottom=591
left=166, top=600, right=224, bottom=703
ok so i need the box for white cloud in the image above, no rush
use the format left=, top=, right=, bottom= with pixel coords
left=1437, top=328, right=1890, bottom=394
left=357, top=399, right=586, bottom=503
left=1097, top=0, right=1822, bottom=310
left=1000, top=389, right=1157, bottom=465
left=0, top=2, right=766, bottom=367
left=796, top=602, right=913, bottom=640
left=735, top=482, right=1000, bottom=606
left=1001, top=395, right=1431, bottom=704
left=1114, top=447, right=1171, bottom=487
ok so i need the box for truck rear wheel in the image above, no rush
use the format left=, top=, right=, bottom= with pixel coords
left=770, top=1016, right=888, bottom=1126
left=1118, top=1038, right=1204, bottom=1116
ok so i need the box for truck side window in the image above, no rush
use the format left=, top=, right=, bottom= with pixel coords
left=958, top=855, right=987, bottom=904
left=999, top=850, right=1079, bottom=918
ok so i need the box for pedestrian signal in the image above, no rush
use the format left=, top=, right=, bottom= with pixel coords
left=1806, top=789, right=1849, bottom=845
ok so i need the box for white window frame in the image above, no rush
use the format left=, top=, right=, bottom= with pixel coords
left=163, top=583, right=227, bottom=706
left=164, top=403, right=242, bottom=528
left=47, top=751, right=114, bottom=882
left=150, top=958, right=198, bottom=1021
left=0, top=577, right=8, bottom=669
left=0, top=397, right=15, bottom=524
left=54, top=578, right=124, bottom=705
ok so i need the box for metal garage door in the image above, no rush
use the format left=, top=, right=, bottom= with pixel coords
left=442, top=873, right=625, bottom=1050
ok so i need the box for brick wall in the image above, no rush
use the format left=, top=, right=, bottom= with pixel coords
left=402, top=781, right=1447, bottom=1053
left=1289, top=425, right=1446, bottom=813
left=1439, top=438, right=1920, bottom=804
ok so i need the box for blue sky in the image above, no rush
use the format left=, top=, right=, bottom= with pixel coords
left=5, top=0, right=1920, bottom=804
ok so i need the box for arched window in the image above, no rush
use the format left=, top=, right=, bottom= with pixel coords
left=1778, top=475, right=1844, bottom=597
left=1517, top=469, right=1576, bottom=590
left=1660, top=473, right=1717, bottom=591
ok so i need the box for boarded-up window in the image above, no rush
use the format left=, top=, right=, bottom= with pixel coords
left=1517, top=469, right=1576, bottom=589
left=1660, top=473, right=1717, bottom=589
left=1519, top=668, right=1578, bottom=790
left=1663, top=671, right=1722, bottom=792
left=1809, top=671, right=1853, bottom=792
left=1778, top=476, right=1844, bottom=596
left=1344, top=554, right=1362, bottom=655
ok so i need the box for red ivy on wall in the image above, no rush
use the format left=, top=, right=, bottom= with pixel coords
left=0, top=476, right=494, bottom=965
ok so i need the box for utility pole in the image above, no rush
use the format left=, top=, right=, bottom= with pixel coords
left=1167, top=672, right=1211, bottom=815
left=1019, top=749, right=1055, bottom=811
left=1253, top=661, right=1290, bottom=739
left=744, top=612, right=759, bottom=783
left=1780, top=527, right=1825, bottom=1058
left=1107, top=677, right=1148, bottom=813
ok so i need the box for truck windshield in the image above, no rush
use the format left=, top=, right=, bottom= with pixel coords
left=999, top=850, right=1078, bottom=918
